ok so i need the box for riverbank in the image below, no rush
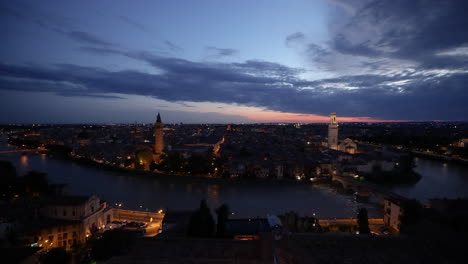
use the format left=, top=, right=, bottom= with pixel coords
left=31, top=150, right=307, bottom=187
left=356, top=140, right=468, bottom=166
left=5, top=136, right=468, bottom=218
left=3, top=139, right=420, bottom=190
left=411, top=151, right=468, bottom=165
left=364, top=170, right=422, bottom=186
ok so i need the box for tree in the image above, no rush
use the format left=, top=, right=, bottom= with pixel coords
left=0, top=160, right=16, bottom=178
left=39, top=247, right=70, bottom=264
left=186, top=154, right=211, bottom=174
left=136, top=149, right=153, bottom=170
left=187, top=199, right=215, bottom=237
left=397, top=154, right=416, bottom=172
left=400, top=199, right=423, bottom=234
left=357, top=208, right=370, bottom=234
left=22, top=171, right=49, bottom=196
left=156, top=152, right=184, bottom=172
left=89, top=229, right=137, bottom=261
left=215, top=204, right=230, bottom=237
left=0, top=161, right=17, bottom=200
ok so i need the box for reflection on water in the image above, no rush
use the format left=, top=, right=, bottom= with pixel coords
left=207, top=185, right=220, bottom=204
left=392, top=158, right=468, bottom=203
left=20, top=155, right=28, bottom=167
left=1, top=137, right=467, bottom=218
left=0, top=150, right=376, bottom=218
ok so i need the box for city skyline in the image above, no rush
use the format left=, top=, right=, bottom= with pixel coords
left=1, top=0, right=468, bottom=124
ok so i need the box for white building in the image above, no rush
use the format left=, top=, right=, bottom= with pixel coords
left=31, top=195, right=113, bottom=250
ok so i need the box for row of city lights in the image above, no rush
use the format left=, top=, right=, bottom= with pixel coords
left=114, top=202, right=164, bottom=214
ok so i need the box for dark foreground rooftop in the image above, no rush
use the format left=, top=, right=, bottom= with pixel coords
left=106, top=236, right=272, bottom=264
left=276, top=233, right=466, bottom=264
left=105, top=232, right=466, bottom=264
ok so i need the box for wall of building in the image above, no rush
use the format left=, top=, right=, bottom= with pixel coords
left=384, top=199, right=402, bottom=233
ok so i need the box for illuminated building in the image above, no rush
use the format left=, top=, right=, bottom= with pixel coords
left=338, top=138, right=357, bottom=154
left=328, top=112, right=338, bottom=150
left=18, top=195, right=112, bottom=251
left=153, top=112, right=164, bottom=163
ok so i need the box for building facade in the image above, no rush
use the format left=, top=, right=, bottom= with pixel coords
left=383, top=197, right=404, bottom=234
left=19, top=195, right=113, bottom=251
left=328, top=112, right=338, bottom=150
left=337, top=138, right=357, bottom=154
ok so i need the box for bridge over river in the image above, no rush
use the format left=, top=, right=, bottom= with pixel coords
left=0, top=148, right=48, bottom=154
left=332, top=175, right=407, bottom=203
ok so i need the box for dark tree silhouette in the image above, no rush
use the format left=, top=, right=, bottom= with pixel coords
left=400, top=199, right=423, bottom=234
left=357, top=208, right=370, bottom=234
left=89, top=229, right=137, bottom=261
left=0, top=160, right=16, bottom=178
left=23, top=171, right=49, bottom=196
left=39, top=247, right=70, bottom=264
left=216, top=203, right=230, bottom=237
left=187, top=199, right=215, bottom=237
left=0, top=161, right=18, bottom=200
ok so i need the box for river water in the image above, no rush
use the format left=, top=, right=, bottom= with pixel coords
left=1, top=136, right=467, bottom=218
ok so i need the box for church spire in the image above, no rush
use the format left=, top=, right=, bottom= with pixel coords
left=156, top=112, right=162, bottom=123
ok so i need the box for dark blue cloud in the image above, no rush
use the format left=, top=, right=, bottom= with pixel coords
left=64, top=31, right=113, bottom=46
left=118, top=15, right=148, bottom=33
left=205, top=46, right=239, bottom=57
left=1, top=55, right=467, bottom=120
left=164, top=41, right=183, bottom=52
left=285, top=32, right=306, bottom=47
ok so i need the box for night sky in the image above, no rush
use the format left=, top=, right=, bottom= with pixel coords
left=1, top=0, right=467, bottom=123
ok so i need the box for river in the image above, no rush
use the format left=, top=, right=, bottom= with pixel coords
left=1, top=136, right=467, bottom=218
left=391, top=157, right=468, bottom=202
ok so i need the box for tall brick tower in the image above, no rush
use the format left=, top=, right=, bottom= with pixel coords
left=153, top=112, right=164, bottom=162
left=328, top=112, right=338, bottom=150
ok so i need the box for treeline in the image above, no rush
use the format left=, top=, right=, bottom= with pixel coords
left=355, top=131, right=468, bottom=159
left=364, top=154, right=422, bottom=185
left=8, top=137, right=42, bottom=149
left=187, top=200, right=231, bottom=238
left=8, top=137, right=71, bottom=154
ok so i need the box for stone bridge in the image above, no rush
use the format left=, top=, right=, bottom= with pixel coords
left=319, top=218, right=384, bottom=227
left=332, top=175, right=405, bottom=203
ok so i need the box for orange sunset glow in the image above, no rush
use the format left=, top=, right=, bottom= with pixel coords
left=243, top=110, right=406, bottom=123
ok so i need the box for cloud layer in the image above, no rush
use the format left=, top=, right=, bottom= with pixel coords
left=1, top=49, right=467, bottom=120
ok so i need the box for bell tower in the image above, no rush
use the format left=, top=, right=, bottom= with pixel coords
left=153, top=112, right=164, bottom=162
left=328, top=112, right=338, bottom=150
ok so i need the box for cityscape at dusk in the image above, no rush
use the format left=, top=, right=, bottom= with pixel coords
left=1, top=1, right=468, bottom=264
